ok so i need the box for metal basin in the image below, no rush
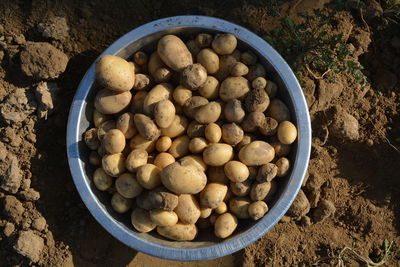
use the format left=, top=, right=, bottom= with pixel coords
left=66, top=16, right=311, bottom=261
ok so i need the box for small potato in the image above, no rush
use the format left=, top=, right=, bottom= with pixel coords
left=115, top=173, right=143, bottom=198
left=200, top=183, right=228, bottom=209
left=277, top=121, right=297, bottom=145
left=129, top=135, right=156, bottom=153
left=238, top=141, right=275, bottom=166
left=154, top=100, right=176, bottom=128
left=266, top=99, right=291, bottom=123
left=154, top=152, right=175, bottom=169
left=221, top=123, right=244, bottom=146
left=134, top=114, right=161, bottom=141
left=157, top=222, right=198, bottom=241
left=257, top=163, right=278, bottom=183
left=102, top=153, right=126, bottom=177
left=153, top=67, right=172, bottom=83
left=134, top=51, right=148, bottom=65
left=186, top=40, right=201, bottom=56
left=94, top=89, right=132, bottom=115
left=111, top=193, right=133, bottom=213
left=188, top=137, right=208, bottom=153
left=248, top=201, right=268, bottom=220
left=84, top=128, right=100, bottom=150
left=132, top=74, right=152, bottom=91
left=224, top=161, right=249, bottom=183
left=240, top=51, right=257, bottom=65
left=252, top=77, right=267, bottom=90
left=271, top=141, right=291, bottom=157
left=259, top=117, right=278, bottom=136
left=265, top=80, right=278, bottom=98
left=246, top=63, right=266, bottom=81
left=131, top=208, right=157, bottom=232
left=143, top=83, right=173, bottom=116
left=175, top=194, right=201, bottom=224
left=187, top=121, right=206, bottom=138
left=148, top=52, right=166, bottom=76
left=245, top=89, right=270, bottom=113
left=203, top=143, right=233, bottom=166
left=241, top=112, right=265, bottom=132
left=219, top=76, right=250, bottom=102
left=229, top=197, right=251, bottom=219
left=214, top=55, right=237, bottom=81
left=212, top=34, right=237, bottom=55
left=197, top=49, right=219, bottom=74
left=235, top=134, right=255, bottom=152
left=93, top=168, right=113, bottom=191
left=161, top=162, right=207, bottom=194
left=200, top=207, right=212, bottom=218
left=230, top=179, right=252, bottom=197
left=181, top=63, right=208, bottom=90
left=180, top=155, right=207, bottom=172
left=157, top=35, right=193, bottom=72
left=93, top=109, right=111, bottom=128
left=194, top=102, right=221, bottom=124
left=204, top=123, right=222, bottom=143
left=89, top=151, right=101, bottom=166
left=169, top=135, right=190, bottom=158
left=156, top=136, right=172, bottom=152
left=97, top=120, right=116, bottom=141
left=195, top=33, right=213, bottom=48
left=214, top=213, right=238, bottom=239
left=198, top=76, right=219, bottom=99
left=131, top=91, right=147, bottom=114
left=183, top=96, right=209, bottom=118
left=224, top=99, right=245, bottom=123
left=150, top=210, right=178, bottom=227
left=173, top=85, right=192, bottom=106
left=147, top=187, right=179, bottom=211
left=161, top=115, right=188, bottom=138
left=276, top=157, right=290, bottom=177
left=230, top=62, right=249, bottom=77
left=250, top=181, right=277, bottom=201
left=116, top=112, right=137, bottom=139
left=214, top=202, right=228, bottom=214
left=95, top=55, right=135, bottom=92
left=136, top=164, right=161, bottom=190
left=103, top=129, right=126, bottom=154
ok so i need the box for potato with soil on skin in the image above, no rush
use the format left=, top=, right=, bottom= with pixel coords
left=259, top=117, right=278, bottom=136
left=231, top=62, right=249, bottom=77
left=116, top=112, right=137, bottom=139
left=153, top=99, right=176, bottom=128
left=240, top=51, right=257, bottom=65
left=95, top=55, right=135, bottom=92
left=248, top=201, right=268, bottom=220
left=134, top=114, right=161, bottom=141
left=197, top=49, right=219, bottom=74
left=156, top=136, right=172, bottom=152
left=221, top=123, right=244, bottom=146
left=183, top=96, right=209, bottom=118
left=207, top=166, right=229, bottom=184
left=246, top=63, right=266, bottom=81
left=115, top=173, right=143, bottom=198
left=257, top=163, right=278, bottom=183
left=157, top=35, right=193, bottom=72
left=214, top=212, right=238, bottom=239
left=266, top=99, right=291, bottom=123
left=224, top=99, right=245, bottom=123
left=147, top=187, right=179, bottom=211
left=89, top=151, right=101, bottom=166
left=134, top=51, right=148, bottom=65
left=174, top=194, right=201, bottom=224
left=214, top=55, right=237, bottom=81
left=229, top=197, right=251, bottom=219
left=238, top=141, right=275, bottom=166
left=245, top=88, right=270, bottom=113
left=198, top=76, right=219, bottom=99
left=276, top=157, right=290, bottom=177
left=153, top=67, right=172, bottom=83
left=132, top=73, right=152, bottom=91
left=277, top=121, right=297, bottom=145
left=168, top=135, right=190, bottom=158
left=250, top=180, right=278, bottom=202
left=230, top=179, right=252, bottom=197
left=111, top=192, right=133, bottom=213
left=93, top=168, right=113, bottom=191
left=187, top=121, right=206, bottom=138
left=157, top=222, right=198, bottom=241
left=103, top=129, right=126, bottom=154
left=129, top=135, right=156, bottom=153
left=188, top=137, right=208, bottom=153
left=142, top=83, right=173, bottom=116
left=173, top=85, right=192, bottom=106
left=265, top=80, right=278, bottom=98
left=270, top=140, right=291, bottom=157
left=131, top=90, right=147, bottom=114
left=224, top=161, right=249, bottom=183
left=161, top=115, right=188, bottom=138
left=136, top=164, right=161, bottom=190
left=200, top=183, right=228, bottom=209
left=149, top=209, right=178, bottom=227
left=241, top=111, right=265, bottom=133
left=161, top=161, right=207, bottom=194
left=102, top=153, right=126, bottom=177
left=181, top=63, right=208, bottom=90
left=204, top=122, right=222, bottom=143
left=219, top=76, right=251, bottom=102
left=203, top=143, right=233, bottom=166
left=94, top=89, right=132, bottom=115
left=195, top=33, right=213, bottom=48
left=131, top=208, right=157, bottom=232
left=194, top=101, right=221, bottom=124
left=154, top=152, right=175, bottom=169
left=84, top=128, right=100, bottom=150
left=212, top=34, right=237, bottom=55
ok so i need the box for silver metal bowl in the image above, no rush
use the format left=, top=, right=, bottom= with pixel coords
left=66, top=16, right=311, bottom=261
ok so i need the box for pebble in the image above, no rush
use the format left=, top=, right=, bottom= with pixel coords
left=37, top=17, right=69, bottom=41
left=329, top=106, right=359, bottom=141
left=13, top=230, right=44, bottom=263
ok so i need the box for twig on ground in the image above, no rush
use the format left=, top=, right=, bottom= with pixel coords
left=306, top=65, right=331, bottom=80
left=360, top=9, right=371, bottom=33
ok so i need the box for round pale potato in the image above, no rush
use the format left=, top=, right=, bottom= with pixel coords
left=115, top=173, right=143, bottom=199
left=245, top=88, right=270, bottom=113
left=143, top=83, right=173, bottom=116
left=134, top=114, right=161, bottom=141
left=266, top=99, right=291, bottom=123
left=129, top=135, right=156, bottom=153
left=103, top=129, right=126, bottom=154
left=194, top=101, right=221, bottom=124
left=156, top=136, right=172, bottom=152
left=116, top=112, right=137, bottom=139
left=93, top=168, right=113, bottom=191
left=94, top=89, right=132, bottom=115
left=200, top=207, right=212, bottom=218
left=204, top=123, right=222, bottom=143
left=181, top=63, right=208, bottom=90
left=240, top=51, right=257, bottom=65
left=84, top=128, right=100, bottom=150
left=89, top=151, right=101, bottom=166
left=200, top=183, right=228, bottom=209
left=132, top=73, right=152, bottom=91
left=136, top=164, right=161, bottom=190
left=111, top=193, right=132, bottom=213
left=180, top=155, right=207, bottom=172
left=150, top=210, right=178, bottom=227
left=134, top=51, right=148, bottom=65
left=277, top=121, right=297, bottom=144
left=219, top=76, right=250, bottom=102
left=157, top=222, right=198, bottom=241
left=224, top=161, right=249, bottom=183
left=102, top=153, right=126, bottom=177
left=229, top=197, right=251, bottom=219
left=248, top=201, right=268, bottom=220
left=93, top=109, right=111, bottom=128
left=157, top=35, right=193, bottom=71
left=231, top=62, right=249, bottom=77
left=131, top=208, right=157, bottom=232
left=195, top=33, right=213, bottom=48
left=276, top=157, right=290, bottom=177
left=246, top=63, right=266, bottom=81
left=197, top=48, right=219, bottom=74
left=131, top=90, right=147, bottom=114
left=214, top=201, right=228, bottom=214
left=224, top=99, right=245, bottom=123
left=154, top=100, right=176, bottom=128
left=174, top=194, right=201, bottom=224
left=198, top=76, right=219, bottom=99
left=188, top=137, right=208, bottom=153
left=221, top=123, right=244, bottom=146
left=161, top=162, right=207, bottom=194
left=154, top=152, right=175, bottom=169
left=230, top=179, right=252, bottom=197
left=183, top=96, right=209, bottom=118
left=169, top=135, right=190, bottom=158
left=238, top=141, right=275, bottom=166
left=212, top=34, right=237, bottom=55
left=252, top=77, right=267, bottom=90
left=203, top=143, right=233, bottom=166
left=214, top=213, right=238, bottom=239
left=207, top=166, right=229, bottom=184
left=173, top=85, right=192, bottom=106
left=257, top=163, right=278, bottom=182
left=161, top=115, right=188, bottom=138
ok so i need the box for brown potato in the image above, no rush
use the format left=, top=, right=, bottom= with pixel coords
left=271, top=141, right=291, bottom=157
left=102, top=153, right=126, bottom=177
left=221, top=123, right=244, bottom=146
left=238, top=141, right=275, bottom=166
left=248, top=201, right=268, bottom=220
left=195, top=33, right=213, bottom=48
left=157, top=35, right=193, bottom=72
left=214, top=55, right=237, bottom=81
left=229, top=197, right=251, bottom=219
left=200, top=183, right=228, bottom=209
left=194, top=102, right=221, bottom=124
left=103, top=129, right=126, bottom=154
left=245, top=89, right=270, bottom=113
left=129, top=135, right=156, bottom=153
left=224, top=161, right=249, bottom=183
left=116, top=112, right=137, bottom=139
left=143, top=83, right=173, bottom=116
left=156, top=136, right=172, bottom=152
left=259, top=117, right=278, bottom=136
left=161, top=115, right=188, bottom=138
left=136, top=164, right=161, bottom=190
left=212, top=34, right=237, bottom=55
left=198, top=76, right=219, bottom=99
left=154, top=152, right=175, bottom=169
left=266, top=99, right=291, bottom=123
left=153, top=67, right=172, bottom=83
left=132, top=74, right=152, bottom=91
left=154, top=100, right=176, bottom=128
left=134, top=114, right=161, bottom=141
left=115, top=173, right=143, bottom=198
left=174, top=194, right=201, bottom=224
left=224, top=99, right=245, bottom=123
left=147, top=187, right=179, bottom=211
left=277, top=121, right=297, bottom=144
left=93, top=109, right=112, bottom=128
left=246, top=63, right=266, bottom=81
left=84, top=128, right=100, bottom=150
left=173, top=85, right=192, bottom=106
left=276, top=157, right=290, bottom=177
left=134, top=51, right=148, bottom=65
left=230, top=179, right=252, bottom=197
left=183, top=96, right=209, bottom=118
left=257, top=163, right=278, bottom=183
left=181, top=63, right=208, bottom=90
left=204, top=122, right=222, bottom=143
left=219, top=76, right=250, bottom=102
left=130, top=90, right=147, bottom=114
left=150, top=210, right=178, bottom=227
left=188, top=137, right=208, bottom=153
left=94, top=89, right=132, bottom=115
left=241, top=112, right=265, bottom=132
left=240, top=51, right=257, bottom=65
left=131, top=208, right=157, bottom=232
left=187, top=121, right=206, bottom=138
left=250, top=181, right=277, bottom=201
left=111, top=193, right=132, bottom=213
left=93, top=168, right=113, bottom=191
left=203, top=143, right=234, bottom=166
left=157, top=222, right=198, bottom=241
left=230, top=62, right=249, bottom=77
left=186, top=39, right=201, bottom=56
left=265, top=80, right=278, bottom=98
left=161, top=162, right=207, bottom=194
left=169, top=135, right=190, bottom=158
left=214, top=213, right=238, bottom=238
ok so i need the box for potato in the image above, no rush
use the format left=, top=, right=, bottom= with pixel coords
left=102, top=153, right=126, bottom=177
left=224, top=99, right=245, bottom=123
left=93, top=168, right=113, bottom=191
left=131, top=208, right=157, bottom=232
left=197, top=49, right=219, bottom=74
left=276, top=157, right=290, bottom=177
left=231, top=62, right=249, bottom=77
left=115, top=173, right=143, bottom=198
left=250, top=181, right=277, bottom=201
left=84, top=128, right=100, bottom=150
left=132, top=74, right=152, bottom=91
left=103, top=129, right=126, bottom=154
left=136, top=164, right=161, bottom=190
left=230, top=179, right=252, bottom=197
left=175, top=194, right=201, bottom=224
left=161, top=115, right=188, bottom=138
left=224, top=189, right=234, bottom=202
left=203, top=143, right=233, bottom=166
left=147, top=187, right=179, bottom=211
left=235, top=134, right=255, bottom=152
left=245, top=89, right=270, bottom=113
left=143, top=83, right=173, bottom=116
left=207, top=166, right=229, bottom=184
left=134, top=51, right=148, bottom=65
left=241, top=111, right=265, bottom=132
left=129, top=135, right=156, bottom=153
left=198, top=76, right=219, bottom=99
left=214, top=55, right=237, bottom=81
left=181, top=63, right=207, bottom=90
left=187, top=121, right=206, bottom=138
left=111, top=193, right=132, bottom=213
left=93, top=109, right=111, bottom=128
left=153, top=67, right=172, bottom=83
left=209, top=214, right=218, bottom=225
left=157, top=35, right=193, bottom=72
left=246, top=63, right=266, bottom=81
left=221, top=123, right=244, bottom=146
left=271, top=141, right=291, bottom=157
left=131, top=90, right=147, bottom=114
left=152, top=100, right=176, bottom=129
left=248, top=201, right=268, bottom=220
left=195, top=33, right=213, bottom=48
left=148, top=52, right=166, bottom=76
left=183, top=96, right=209, bottom=118
left=89, top=151, right=101, bottom=166
left=259, top=117, right=278, bottom=136
left=186, top=40, right=201, bottom=56
left=212, top=34, right=237, bottom=55
left=173, top=85, right=192, bottom=106
left=161, top=162, right=207, bottom=194
left=240, top=51, right=257, bottom=65
left=252, top=77, right=267, bottom=90
left=169, top=135, right=190, bottom=158
left=277, top=121, right=297, bottom=144
left=200, top=183, right=228, bottom=209
left=265, top=80, right=278, bottom=98
left=180, top=155, right=207, bottom=172
left=194, top=102, right=221, bottom=124
left=95, top=55, right=135, bottom=92
left=204, top=123, right=221, bottom=143
left=156, top=136, right=172, bottom=152
left=200, top=207, right=212, bottom=218
left=266, top=99, right=291, bottom=123
left=136, top=191, right=153, bottom=210
left=224, top=161, right=249, bottom=183
left=219, top=77, right=250, bottom=102
left=134, top=114, right=161, bottom=141
left=214, top=213, right=238, bottom=238
left=94, top=89, right=132, bottom=115
left=150, top=210, right=178, bottom=227
left=97, top=120, right=116, bottom=141
left=97, top=143, right=107, bottom=157
left=197, top=217, right=211, bottom=228
left=229, top=197, right=251, bottom=219
left=116, top=112, right=136, bottom=139
left=154, top=152, right=175, bottom=169
left=257, top=163, right=278, bottom=183
left=188, top=137, right=208, bottom=153
left=214, top=202, right=228, bottom=214
left=157, top=222, right=197, bottom=241
left=238, top=141, right=275, bottom=166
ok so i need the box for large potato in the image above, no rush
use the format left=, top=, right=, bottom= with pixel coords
left=229, top=197, right=251, bottom=219
left=157, top=35, right=193, bottom=71
left=277, top=121, right=297, bottom=144
left=157, top=222, right=198, bottom=241
left=211, top=34, right=237, bottom=55
left=143, top=83, right=173, bottom=116
left=248, top=201, right=268, bottom=220
left=154, top=152, right=175, bottom=169
left=203, top=143, right=233, bottom=166
left=204, top=123, right=222, bottom=143
left=168, top=135, right=190, bottom=158
left=173, top=85, right=192, bottom=106
left=221, top=123, right=244, bottom=146
left=154, top=100, right=176, bottom=128
left=207, top=166, right=229, bottom=184
left=111, top=193, right=132, bottom=213
left=93, top=168, right=113, bottom=191
left=102, top=153, right=126, bottom=177
left=214, top=213, right=238, bottom=239
left=94, top=89, right=132, bottom=115
left=134, top=114, right=161, bottom=141
left=238, top=141, right=275, bottom=166
left=161, top=162, right=207, bottom=194
left=115, top=173, right=143, bottom=198
left=150, top=210, right=178, bottom=227
left=219, top=77, right=250, bottom=102
left=197, top=48, right=219, bottom=74
left=93, top=109, right=111, bottom=128
left=161, top=115, right=188, bottom=138
left=180, top=155, right=207, bottom=172
left=198, top=76, right=219, bottom=99
left=95, top=55, right=135, bottom=92
left=116, top=112, right=137, bottom=139
left=136, top=164, right=161, bottom=190
left=200, top=183, right=228, bottom=209
left=174, top=194, right=201, bottom=224
left=194, top=102, right=221, bottom=124
left=129, top=135, right=156, bottom=153
left=103, top=129, right=126, bottom=154
left=131, top=208, right=157, bottom=232
left=183, top=96, right=209, bottom=118
left=224, top=99, right=245, bottom=123
left=266, top=99, right=291, bottom=122
left=224, top=161, right=249, bottom=183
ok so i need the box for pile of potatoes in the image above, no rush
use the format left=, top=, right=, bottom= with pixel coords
left=84, top=32, right=297, bottom=241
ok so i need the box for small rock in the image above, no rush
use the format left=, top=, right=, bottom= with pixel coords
left=0, top=88, right=37, bottom=124
left=32, top=217, right=46, bottom=231
left=0, top=152, right=22, bottom=194
left=306, top=190, right=320, bottom=208
left=35, top=82, right=59, bottom=119
left=37, top=17, right=69, bottom=41
left=391, top=36, right=400, bottom=49
left=21, top=178, right=31, bottom=190
left=366, top=139, right=374, bottom=147
left=13, top=230, right=44, bottom=263
left=3, top=222, right=15, bottom=236
left=20, top=42, right=69, bottom=80
left=19, top=188, right=40, bottom=201
left=329, top=106, right=359, bottom=141
left=14, top=34, right=26, bottom=45
left=312, top=199, right=336, bottom=223
left=286, top=189, right=310, bottom=219
left=3, top=195, right=24, bottom=223
left=299, top=216, right=312, bottom=226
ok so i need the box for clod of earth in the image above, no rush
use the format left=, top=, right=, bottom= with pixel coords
left=19, top=188, right=40, bottom=201
left=0, top=88, right=37, bottom=124
left=0, top=151, right=22, bottom=194
left=3, top=222, right=15, bottom=237
left=35, top=81, right=59, bottom=119
left=32, top=217, right=46, bottom=232
left=329, top=106, right=359, bottom=141
left=37, top=16, right=69, bottom=41
left=13, top=230, right=44, bottom=263
left=2, top=195, right=24, bottom=223
left=286, top=189, right=310, bottom=219
left=312, top=199, right=336, bottom=223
